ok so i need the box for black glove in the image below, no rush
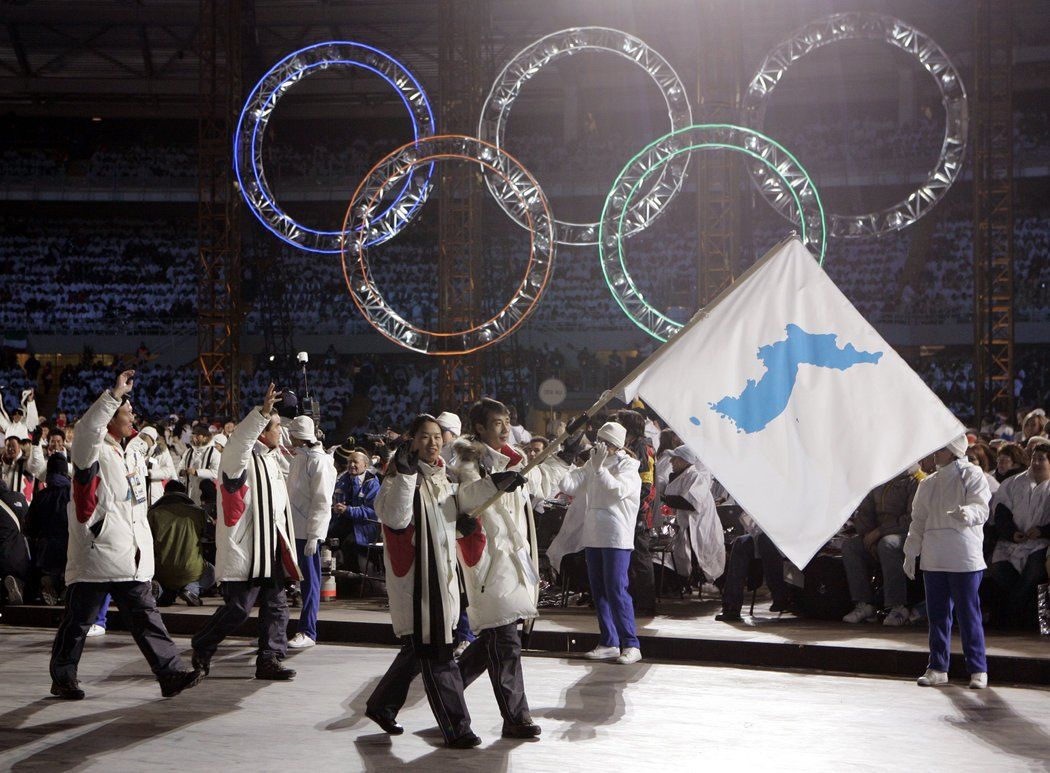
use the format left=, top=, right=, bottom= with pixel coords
left=662, top=494, right=695, bottom=512
left=556, top=429, right=587, bottom=465
left=456, top=513, right=478, bottom=537
left=490, top=470, right=527, bottom=492
left=394, top=444, right=418, bottom=475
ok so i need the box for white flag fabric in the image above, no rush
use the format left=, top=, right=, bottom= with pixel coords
left=621, top=238, right=965, bottom=569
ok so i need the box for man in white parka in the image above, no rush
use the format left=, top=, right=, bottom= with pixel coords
left=191, top=384, right=301, bottom=681
left=48, top=370, right=203, bottom=700
left=365, top=414, right=485, bottom=749
left=453, top=397, right=573, bottom=740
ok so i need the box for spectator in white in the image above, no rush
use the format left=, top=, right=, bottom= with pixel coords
left=48, top=370, right=204, bottom=700
left=2, top=432, right=45, bottom=503
left=453, top=397, right=570, bottom=739
left=507, top=405, right=531, bottom=448
left=190, top=384, right=301, bottom=681
left=0, top=388, right=39, bottom=438
left=435, top=411, right=462, bottom=466
left=558, top=421, right=643, bottom=664
left=177, top=424, right=214, bottom=506
left=660, top=445, right=726, bottom=587
left=841, top=469, right=921, bottom=626
left=286, top=415, right=336, bottom=650
left=136, top=426, right=178, bottom=506
left=364, top=414, right=484, bottom=748
left=903, top=435, right=991, bottom=689
left=986, top=441, right=1050, bottom=628
left=194, top=432, right=224, bottom=514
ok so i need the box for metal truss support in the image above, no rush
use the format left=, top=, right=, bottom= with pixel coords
left=972, top=0, right=1015, bottom=422
left=695, top=0, right=745, bottom=307
left=437, top=0, right=489, bottom=412
left=197, top=0, right=243, bottom=420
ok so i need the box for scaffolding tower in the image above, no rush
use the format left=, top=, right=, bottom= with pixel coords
left=436, top=0, right=490, bottom=413
left=196, top=0, right=243, bottom=420
left=972, top=0, right=1015, bottom=423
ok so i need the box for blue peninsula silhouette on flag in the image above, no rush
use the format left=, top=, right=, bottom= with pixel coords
left=618, top=238, right=965, bottom=568
left=708, top=324, right=883, bottom=434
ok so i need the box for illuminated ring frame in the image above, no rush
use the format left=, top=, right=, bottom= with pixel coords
left=234, top=41, right=436, bottom=254
left=479, top=26, right=693, bottom=246
left=341, top=135, right=555, bottom=355
left=742, top=12, right=967, bottom=239
left=600, top=124, right=826, bottom=343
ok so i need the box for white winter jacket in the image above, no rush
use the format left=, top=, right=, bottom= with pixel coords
left=0, top=393, right=39, bottom=438
left=215, top=408, right=300, bottom=583
left=287, top=444, right=336, bottom=543
left=178, top=441, right=221, bottom=506
left=558, top=452, right=641, bottom=550
left=65, top=390, right=155, bottom=584
left=904, top=459, right=990, bottom=573
left=663, top=463, right=726, bottom=581
left=454, top=440, right=569, bottom=631
left=376, top=460, right=478, bottom=643
left=1, top=443, right=45, bottom=502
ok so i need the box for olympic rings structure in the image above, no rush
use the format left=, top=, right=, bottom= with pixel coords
left=341, top=135, right=556, bottom=356
left=234, top=41, right=436, bottom=254
left=742, top=12, right=968, bottom=239
left=599, top=124, right=826, bottom=343
left=479, top=27, right=693, bottom=247
left=237, top=16, right=968, bottom=353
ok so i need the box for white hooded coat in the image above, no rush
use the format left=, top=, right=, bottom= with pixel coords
left=558, top=452, right=641, bottom=550
left=454, top=439, right=569, bottom=632
left=287, top=444, right=337, bottom=543
left=65, top=390, right=155, bottom=584
left=904, top=458, right=991, bottom=573
left=663, top=461, right=726, bottom=581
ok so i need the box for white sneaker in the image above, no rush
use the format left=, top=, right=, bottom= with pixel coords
left=4, top=575, right=24, bottom=606
left=883, top=606, right=910, bottom=627
left=842, top=602, right=877, bottom=624
left=969, top=672, right=988, bottom=690
left=86, top=624, right=106, bottom=638
left=616, top=647, right=642, bottom=665
left=917, top=668, right=948, bottom=687
left=584, top=645, right=620, bottom=660
left=288, top=633, right=316, bottom=649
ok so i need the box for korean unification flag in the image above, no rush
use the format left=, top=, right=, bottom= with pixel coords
left=620, top=238, right=965, bottom=569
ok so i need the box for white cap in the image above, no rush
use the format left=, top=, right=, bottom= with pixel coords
left=212, top=433, right=228, bottom=447
left=671, top=444, right=699, bottom=466
left=287, top=415, right=316, bottom=442
left=435, top=411, right=462, bottom=436
left=139, top=427, right=158, bottom=443
left=946, top=434, right=969, bottom=458
left=596, top=421, right=627, bottom=449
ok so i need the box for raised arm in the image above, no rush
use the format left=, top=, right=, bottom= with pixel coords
left=221, top=384, right=281, bottom=479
